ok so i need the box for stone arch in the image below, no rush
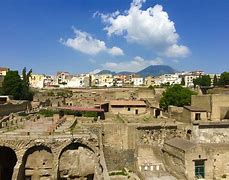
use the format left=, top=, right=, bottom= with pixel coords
left=17, top=145, right=54, bottom=180
left=0, top=146, right=17, bottom=180
left=58, top=142, right=96, bottom=180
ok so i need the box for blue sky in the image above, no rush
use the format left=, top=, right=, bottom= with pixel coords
left=0, top=0, right=228, bottom=74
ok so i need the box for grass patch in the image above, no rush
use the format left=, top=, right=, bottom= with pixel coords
left=109, top=169, right=128, bottom=176
left=38, top=109, right=58, bottom=117
left=69, top=120, right=77, bottom=132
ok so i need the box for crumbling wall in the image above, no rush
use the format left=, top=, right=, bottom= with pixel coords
left=136, top=88, right=155, bottom=99
left=0, top=101, right=31, bottom=116
left=194, top=127, right=229, bottom=143
left=191, top=95, right=211, bottom=112
left=59, top=145, right=96, bottom=179
left=103, top=147, right=135, bottom=171
left=168, top=106, right=183, bottom=122
left=103, top=123, right=129, bottom=150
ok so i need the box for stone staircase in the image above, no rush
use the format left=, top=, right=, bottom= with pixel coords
left=55, top=119, right=76, bottom=133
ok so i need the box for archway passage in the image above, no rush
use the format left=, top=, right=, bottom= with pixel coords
left=18, top=145, right=53, bottom=180
left=0, top=146, right=17, bottom=180
left=58, top=143, right=95, bottom=180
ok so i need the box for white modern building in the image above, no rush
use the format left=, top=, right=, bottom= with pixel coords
left=132, top=77, right=144, bottom=86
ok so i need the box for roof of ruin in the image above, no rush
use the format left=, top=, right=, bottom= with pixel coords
left=110, top=100, right=146, bottom=106
left=165, top=138, right=196, bottom=151
left=58, top=106, right=104, bottom=112
left=184, top=106, right=207, bottom=112
left=0, top=67, right=9, bottom=71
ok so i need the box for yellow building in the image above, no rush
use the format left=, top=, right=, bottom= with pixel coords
left=29, top=74, right=45, bottom=88
left=144, top=76, right=155, bottom=87
left=110, top=100, right=147, bottom=115
left=0, top=67, right=9, bottom=76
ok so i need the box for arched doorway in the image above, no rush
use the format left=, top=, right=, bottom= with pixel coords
left=0, top=146, right=17, bottom=180
left=17, top=145, right=53, bottom=180
left=58, top=143, right=95, bottom=180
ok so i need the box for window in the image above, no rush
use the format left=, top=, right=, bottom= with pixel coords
left=128, top=107, right=131, bottom=111
left=195, top=113, right=201, bottom=120
left=195, top=160, right=205, bottom=178
left=135, top=109, right=138, bottom=115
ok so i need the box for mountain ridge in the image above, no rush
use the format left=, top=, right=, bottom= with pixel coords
left=96, top=65, right=176, bottom=77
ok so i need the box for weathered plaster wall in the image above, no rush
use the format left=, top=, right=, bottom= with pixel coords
left=110, top=107, right=146, bottom=115
left=191, top=95, right=211, bottom=112
left=193, top=126, right=229, bottom=143
left=211, top=94, right=229, bottom=120
left=0, top=101, right=31, bottom=116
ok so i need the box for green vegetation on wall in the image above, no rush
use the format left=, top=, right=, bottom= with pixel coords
left=39, top=109, right=97, bottom=118
left=39, top=109, right=58, bottom=117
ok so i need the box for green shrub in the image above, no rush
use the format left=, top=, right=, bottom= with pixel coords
left=222, top=174, right=227, bottom=178
left=39, top=109, right=57, bottom=117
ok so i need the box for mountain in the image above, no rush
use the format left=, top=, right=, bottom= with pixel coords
left=97, top=65, right=176, bottom=77
left=137, top=65, right=176, bottom=77
left=97, top=70, right=116, bottom=75
left=118, top=71, right=134, bottom=75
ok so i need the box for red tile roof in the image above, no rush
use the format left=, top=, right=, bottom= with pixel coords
left=0, top=67, right=9, bottom=71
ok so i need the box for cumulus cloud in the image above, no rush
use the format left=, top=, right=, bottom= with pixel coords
left=102, top=56, right=163, bottom=72
left=61, top=28, right=124, bottom=56
left=89, top=69, right=101, bottom=74
left=164, top=44, right=190, bottom=58
left=98, top=0, right=190, bottom=58
left=108, top=46, right=124, bottom=56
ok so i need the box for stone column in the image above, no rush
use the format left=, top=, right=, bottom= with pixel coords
left=1, top=122, right=6, bottom=128
left=12, top=153, right=23, bottom=180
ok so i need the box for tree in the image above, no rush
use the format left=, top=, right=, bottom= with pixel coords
left=21, top=67, right=33, bottom=100
left=181, top=77, right=185, bottom=86
left=218, top=72, right=229, bottom=86
left=213, top=74, right=218, bottom=87
left=2, top=70, right=34, bottom=100
left=193, top=75, right=211, bottom=88
left=160, top=84, right=197, bottom=110
left=22, top=67, right=32, bottom=88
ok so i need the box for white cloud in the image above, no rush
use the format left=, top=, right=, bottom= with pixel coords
left=89, top=69, right=101, bottom=74
left=108, top=46, right=124, bottom=56
left=164, top=44, right=190, bottom=58
left=102, top=56, right=163, bottom=72
left=61, top=28, right=124, bottom=56
left=98, top=0, right=190, bottom=58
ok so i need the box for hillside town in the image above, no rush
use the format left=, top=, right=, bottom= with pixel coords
left=0, top=66, right=220, bottom=89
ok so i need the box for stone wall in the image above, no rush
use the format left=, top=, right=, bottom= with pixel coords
left=163, top=141, right=229, bottom=180
left=191, top=95, right=211, bottom=112
left=110, top=106, right=146, bottom=115
left=162, top=144, right=186, bottom=179
left=211, top=94, right=229, bottom=120
left=103, top=146, right=135, bottom=171
left=168, top=106, right=183, bottom=122
left=0, top=101, right=31, bottom=116
left=102, top=123, right=129, bottom=150
left=193, top=125, right=229, bottom=143
left=191, top=94, right=229, bottom=121
left=0, top=136, right=103, bottom=180
left=136, top=88, right=155, bottom=99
